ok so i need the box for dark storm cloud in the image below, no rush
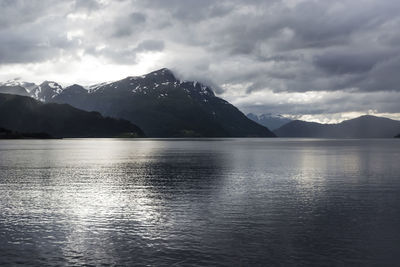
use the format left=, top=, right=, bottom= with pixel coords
left=0, top=1, right=77, bottom=63
left=137, top=0, right=237, bottom=22
left=0, top=0, right=51, bottom=29
left=130, top=0, right=400, bottom=95
left=313, top=50, right=390, bottom=75
left=1, top=0, right=400, bottom=117
left=0, top=32, right=75, bottom=63
left=359, top=55, right=400, bottom=92
left=213, top=0, right=400, bottom=93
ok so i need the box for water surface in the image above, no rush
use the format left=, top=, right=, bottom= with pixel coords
left=0, top=138, right=399, bottom=266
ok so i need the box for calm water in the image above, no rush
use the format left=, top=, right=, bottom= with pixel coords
left=0, top=139, right=399, bottom=266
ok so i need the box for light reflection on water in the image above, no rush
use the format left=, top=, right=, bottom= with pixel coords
left=0, top=138, right=400, bottom=266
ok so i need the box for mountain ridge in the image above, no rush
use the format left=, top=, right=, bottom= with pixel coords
left=0, top=127, right=54, bottom=139
left=2, top=72, right=399, bottom=139
left=0, top=93, right=144, bottom=138
left=27, top=68, right=275, bottom=137
left=274, top=115, right=400, bottom=138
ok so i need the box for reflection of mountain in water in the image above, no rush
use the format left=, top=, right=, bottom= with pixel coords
left=1, top=139, right=400, bottom=266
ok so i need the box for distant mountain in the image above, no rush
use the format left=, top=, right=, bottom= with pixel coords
left=0, top=79, right=63, bottom=101
left=247, top=113, right=292, bottom=130
left=0, top=93, right=144, bottom=138
left=274, top=115, right=400, bottom=138
left=0, top=79, right=35, bottom=97
left=48, top=68, right=275, bottom=137
left=0, top=84, right=30, bottom=97
left=395, top=134, right=400, bottom=138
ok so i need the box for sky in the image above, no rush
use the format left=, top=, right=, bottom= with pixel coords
left=1, top=0, right=400, bottom=123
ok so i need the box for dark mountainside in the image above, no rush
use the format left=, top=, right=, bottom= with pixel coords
left=274, top=115, right=400, bottom=138
left=395, top=134, right=400, bottom=138
left=0, top=127, right=54, bottom=139
left=0, top=85, right=30, bottom=97
left=247, top=113, right=292, bottom=131
left=49, top=68, right=275, bottom=137
left=0, top=93, right=144, bottom=138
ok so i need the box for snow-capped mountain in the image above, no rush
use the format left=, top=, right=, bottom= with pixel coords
left=30, top=81, right=63, bottom=102
left=247, top=113, right=292, bottom=130
left=0, top=68, right=275, bottom=137
left=50, top=68, right=275, bottom=137
left=0, top=79, right=64, bottom=101
left=0, top=79, right=38, bottom=92
left=83, top=68, right=214, bottom=98
left=0, top=79, right=32, bottom=97
left=53, top=68, right=219, bottom=114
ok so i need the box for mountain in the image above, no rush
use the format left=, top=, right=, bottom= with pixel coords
left=0, top=79, right=36, bottom=97
left=395, top=134, right=400, bottom=138
left=49, top=68, right=275, bottom=137
left=0, top=93, right=144, bottom=138
left=0, top=82, right=30, bottom=97
left=0, top=84, right=30, bottom=97
left=30, top=81, right=63, bottom=101
left=0, top=79, right=63, bottom=101
left=247, top=113, right=292, bottom=130
left=274, top=115, right=400, bottom=138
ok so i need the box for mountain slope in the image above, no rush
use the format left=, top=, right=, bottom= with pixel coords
left=0, top=93, right=144, bottom=138
left=247, top=113, right=292, bottom=130
left=0, top=127, right=54, bottom=139
left=51, top=68, right=275, bottom=137
left=274, top=115, right=400, bottom=138
left=0, top=85, right=30, bottom=97
left=0, top=79, right=38, bottom=97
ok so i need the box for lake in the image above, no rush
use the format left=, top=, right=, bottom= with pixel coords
left=0, top=138, right=399, bottom=266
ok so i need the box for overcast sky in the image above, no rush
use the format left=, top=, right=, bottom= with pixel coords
left=1, top=0, right=400, bottom=122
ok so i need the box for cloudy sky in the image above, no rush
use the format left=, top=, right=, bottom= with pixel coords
left=1, top=0, right=400, bottom=122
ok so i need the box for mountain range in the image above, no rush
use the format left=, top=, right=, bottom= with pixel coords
left=0, top=93, right=144, bottom=138
left=0, top=79, right=63, bottom=101
left=247, top=113, right=292, bottom=130
left=0, top=68, right=275, bottom=137
left=2, top=69, right=400, bottom=139
left=274, top=115, right=400, bottom=138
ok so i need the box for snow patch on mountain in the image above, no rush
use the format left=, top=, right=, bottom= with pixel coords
left=247, top=113, right=293, bottom=130
left=0, top=78, right=38, bottom=92
left=29, top=81, right=64, bottom=101
left=85, top=81, right=114, bottom=93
